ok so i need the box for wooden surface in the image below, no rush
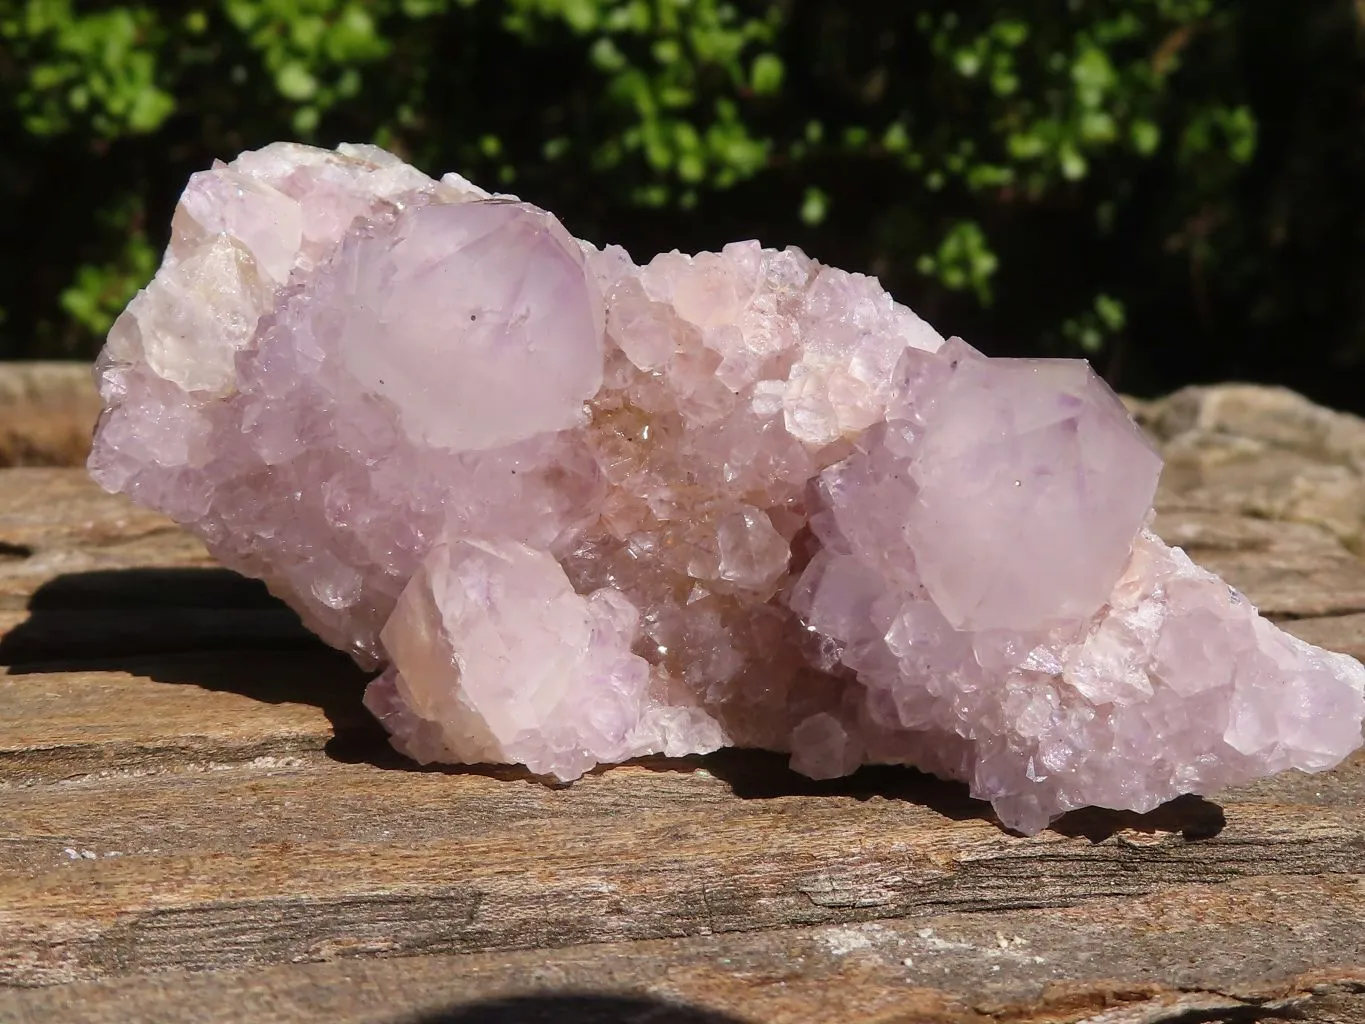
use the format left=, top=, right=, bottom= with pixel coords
left=2, top=383, right=1365, bottom=1023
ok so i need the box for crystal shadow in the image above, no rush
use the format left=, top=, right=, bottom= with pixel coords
left=0, top=566, right=318, bottom=663
left=701, top=747, right=1226, bottom=842
left=396, top=993, right=745, bottom=1024
left=0, top=566, right=377, bottom=744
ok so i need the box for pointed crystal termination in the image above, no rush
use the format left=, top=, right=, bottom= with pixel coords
left=337, top=200, right=606, bottom=452
left=902, top=344, right=1164, bottom=632
left=88, top=142, right=1365, bottom=834
left=367, top=537, right=722, bottom=781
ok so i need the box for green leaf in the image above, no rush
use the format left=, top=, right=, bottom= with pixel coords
left=929, top=221, right=998, bottom=304
left=966, top=163, right=1013, bottom=190
left=991, top=19, right=1029, bottom=47
left=1059, top=145, right=1088, bottom=181
left=1007, top=131, right=1047, bottom=160
left=800, top=185, right=828, bottom=226
left=590, top=36, right=627, bottom=72
left=750, top=52, right=783, bottom=95
left=842, top=125, right=869, bottom=149
left=275, top=62, right=318, bottom=102
left=562, top=0, right=601, bottom=34
left=402, top=0, right=449, bottom=15
left=1094, top=293, right=1126, bottom=331
left=1079, top=110, right=1116, bottom=144
left=882, top=122, right=909, bottom=154
left=652, top=38, right=682, bottom=65
left=1224, top=105, right=1258, bottom=164
left=291, top=104, right=320, bottom=134
left=954, top=47, right=982, bottom=78
left=1071, top=46, right=1115, bottom=106
left=990, top=68, right=1019, bottom=96
left=1130, top=119, right=1161, bottom=156
left=126, top=85, right=174, bottom=133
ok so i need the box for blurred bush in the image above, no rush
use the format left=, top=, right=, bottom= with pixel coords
left=1, top=0, right=1362, bottom=406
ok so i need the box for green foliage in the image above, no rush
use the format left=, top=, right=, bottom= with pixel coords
left=1, top=0, right=1362, bottom=409
left=916, top=221, right=999, bottom=305
left=1062, top=294, right=1127, bottom=355
left=57, top=198, right=157, bottom=337
left=3, top=2, right=175, bottom=137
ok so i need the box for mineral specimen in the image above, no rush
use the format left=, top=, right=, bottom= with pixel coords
left=89, top=142, right=1365, bottom=834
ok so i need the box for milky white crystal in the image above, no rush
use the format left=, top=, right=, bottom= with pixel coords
left=88, top=142, right=1365, bottom=834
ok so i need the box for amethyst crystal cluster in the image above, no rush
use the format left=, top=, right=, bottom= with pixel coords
left=89, top=143, right=1365, bottom=833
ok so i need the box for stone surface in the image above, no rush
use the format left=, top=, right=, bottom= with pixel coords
left=86, top=142, right=1365, bottom=834
left=0, top=361, right=100, bottom=468
left=1135, top=383, right=1365, bottom=555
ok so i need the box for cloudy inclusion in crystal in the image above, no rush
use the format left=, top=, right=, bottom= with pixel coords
left=88, top=142, right=1365, bottom=835
left=338, top=201, right=604, bottom=452
left=905, top=354, right=1163, bottom=632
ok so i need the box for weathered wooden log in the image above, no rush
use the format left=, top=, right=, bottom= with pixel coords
left=0, top=383, right=1362, bottom=1023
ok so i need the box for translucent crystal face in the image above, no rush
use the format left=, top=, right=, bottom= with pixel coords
left=336, top=200, right=605, bottom=452
left=905, top=356, right=1163, bottom=632
left=375, top=537, right=659, bottom=781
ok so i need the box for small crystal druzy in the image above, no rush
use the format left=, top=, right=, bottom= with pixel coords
left=88, top=143, right=1365, bottom=834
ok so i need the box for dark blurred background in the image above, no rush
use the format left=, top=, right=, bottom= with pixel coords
left=2, top=0, right=1363, bottom=409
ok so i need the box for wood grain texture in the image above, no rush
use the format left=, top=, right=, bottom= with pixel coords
left=2, top=395, right=1365, bottom=1024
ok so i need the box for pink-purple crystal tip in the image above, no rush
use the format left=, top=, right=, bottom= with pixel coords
left=88, top=142, right=1365, bottom=835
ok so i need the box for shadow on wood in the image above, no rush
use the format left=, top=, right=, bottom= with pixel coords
left=0, top=566, right=380, bottom=746
left=1049, top=793, right=1227, bottom=842
left=702, top=747, right=988, bottom=822
left=700, top=746, right=1227, bottom=842
left=398, top=994, right=746, bottom=1024
left=0, top=567, right=321, bottom=664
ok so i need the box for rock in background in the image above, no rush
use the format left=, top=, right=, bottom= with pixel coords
left=1136, top=384, right=1365, bottom=557
left=0, top=362, right=100, bottom=468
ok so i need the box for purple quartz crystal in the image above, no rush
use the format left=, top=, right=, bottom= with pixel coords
left=88, top=142, right=1365, bottom=834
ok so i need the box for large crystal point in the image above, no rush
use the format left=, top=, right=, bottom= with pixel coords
left=88, top=142, right=1365, bottom=834
left=904, top=348, right=1163, bottom=632
left=367, top=537, right=720, bottom=781
left=337, top=201, right=605, bottom=452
